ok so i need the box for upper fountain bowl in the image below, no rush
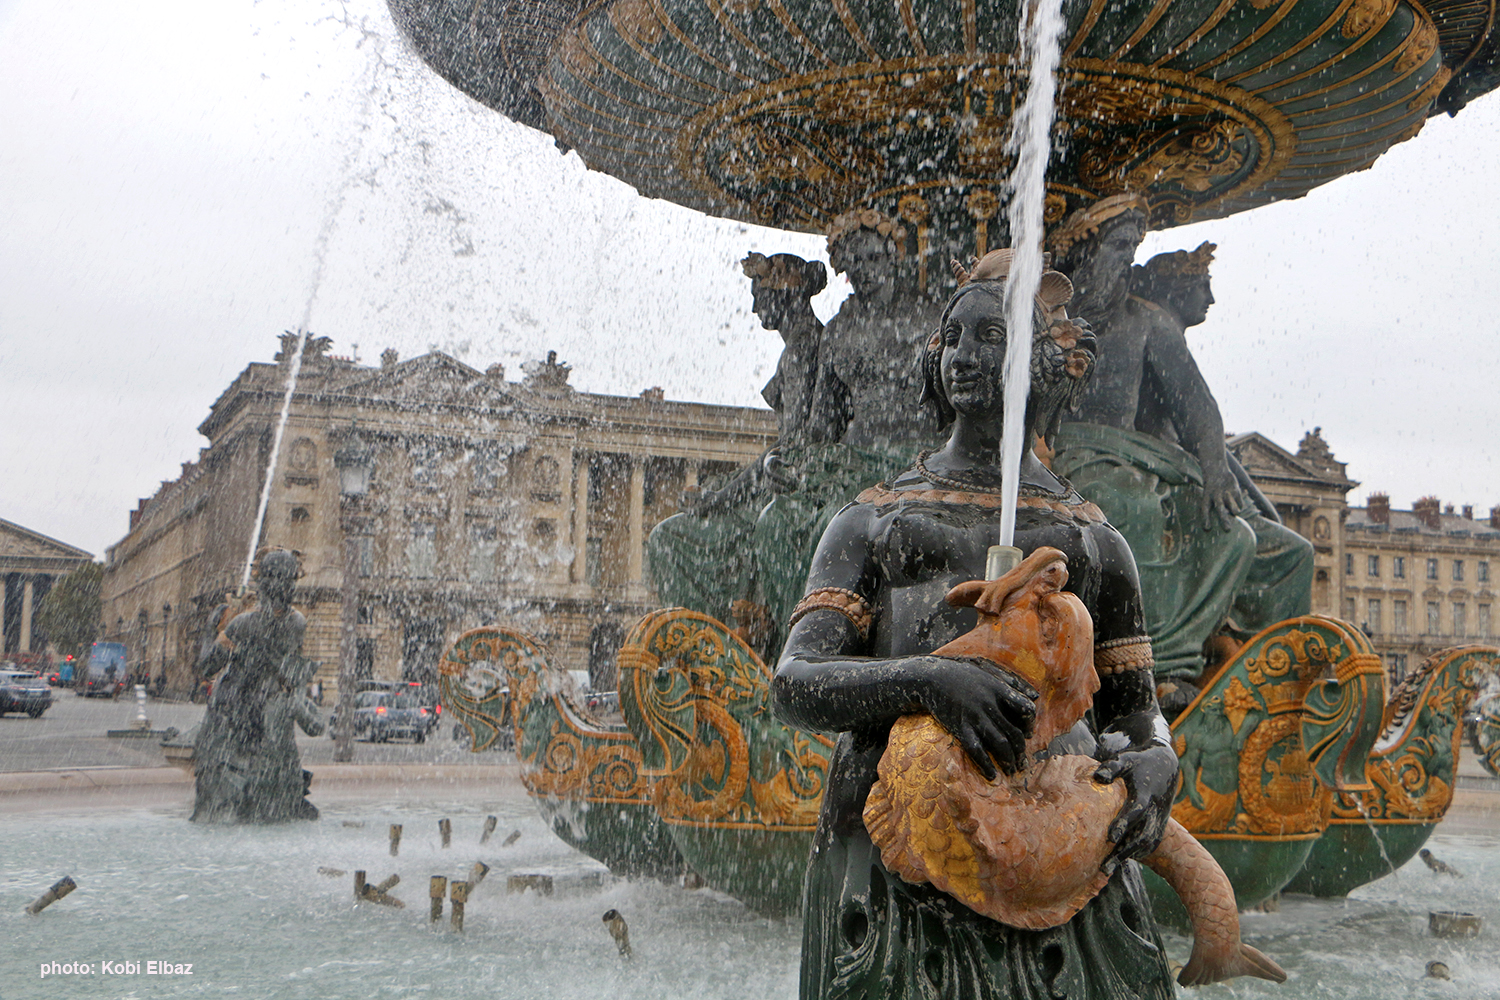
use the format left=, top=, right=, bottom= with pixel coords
left=390, top=0, right=1500, bottom=255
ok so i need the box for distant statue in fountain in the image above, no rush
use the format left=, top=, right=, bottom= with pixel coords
left=646, top=251, right=834, bottom=648
left=1047, top=202, right=1313, bottom=712
left=647, top=211, right=953, bottom=659
left=772, top=249, right=1184, bottom=999
left=748, top=216, right=948, bottom=651
left=191, top=548, right=321, bottom=823
left=749, top=251, right=840, bottom=454
left=817, top=208, right=943, bottom=456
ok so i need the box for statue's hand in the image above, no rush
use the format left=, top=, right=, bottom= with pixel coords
left=763, top=449, right=801, bottom=493
left=1094, top=738, right=1177, bottom=863
left=922, top=658, right=1037, bottom=780
left=1200, top=465, right=1244, bottom=532
left=683, top=485, right=729, bottom=515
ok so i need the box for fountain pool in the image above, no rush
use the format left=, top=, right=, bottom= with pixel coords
left=3, top=788, right=1499, bottom=998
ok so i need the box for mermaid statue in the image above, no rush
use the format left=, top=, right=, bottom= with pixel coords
left=772, top=250, right=1205, bottom=999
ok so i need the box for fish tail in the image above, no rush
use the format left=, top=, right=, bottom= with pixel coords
left=1144, top=820, right=1288, bottom=987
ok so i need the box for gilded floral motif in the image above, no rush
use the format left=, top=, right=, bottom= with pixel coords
left=1331, top=647, right=1499, bottom=823
left=619, top=609, right=833, bottom=832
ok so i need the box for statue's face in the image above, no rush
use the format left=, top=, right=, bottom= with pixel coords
left=939, top=290, right=1007, bottom=418
left=1170, top=275, right=1214, bottom=327
left=258, top=552, right=298, bottom=609
left=831, top=229, right=895, bottom=303
left=1067, top=216, right=1145, bottom=320
left=749, top=280, right=795, bottom=331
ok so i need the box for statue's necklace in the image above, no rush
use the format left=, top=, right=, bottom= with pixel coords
left=914, top=450, right=1070, bottom=500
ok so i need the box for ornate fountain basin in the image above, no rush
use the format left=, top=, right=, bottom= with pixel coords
left=392, top=0, right=1499, bottom=275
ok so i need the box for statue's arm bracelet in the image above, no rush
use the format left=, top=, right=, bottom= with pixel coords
left=789, top=587, right=874, bottom=641
left=1094, top=636, right=1154, bottom=675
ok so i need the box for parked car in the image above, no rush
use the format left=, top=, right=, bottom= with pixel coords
left=49, top=657, right=76, bottom=686
left=0, top=670, right=53, bottom=718
left=330, top=690, right=440, bottom=743
left=78, top=642, right=129, bottom=698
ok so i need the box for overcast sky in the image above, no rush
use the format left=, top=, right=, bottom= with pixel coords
left=4, top=0, right=1500, bottom=558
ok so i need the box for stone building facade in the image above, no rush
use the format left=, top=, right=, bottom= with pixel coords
left=101, top=336, right=775, bottom=698
left=1227, top=428, right=1358, bottom=620
left=1340, top=496, right=1500, bottom=682
left=1230, top=427, right=1500, bottom=684
left=0, top=518, right=94, bottom=663
left=101, top=342, right=1496, bottom=698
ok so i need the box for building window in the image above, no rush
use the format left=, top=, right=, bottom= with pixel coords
left=532, top=455, right=562, bottom=502
left=355, top=638, right=376, bottom=680
left=1366, top=555, right=1379, bottom=577
left=1389, top=653, right=1408, bottom=683
left=1345, top=554, right=1354, bottom=576
left=1481, top=561, right=1491, bottom=584
left=1344, top=597, right=1358, bottom=622
left=356, top=604, right=373, bottom=625
left=407, top=524, right=437, bottom=578
left=1428, top=601, right=1441, bottom=634
left=355, top=536, right=373, bottom=578
left=533, top=519, right=556, bottom=541
left=585, top=537, right=603, bottom=588
left=1366, top=598, right=1382, bottom=634
left=410, top=440, right=441, bottom=488
left=1481, top=604, right=1492, bottom=638
left=1455, top=603, right=1468, bottom=637
left=470, top=444, right=502, bottom=492
left=468, top=523, right=498, bottom=582
left=289, top=506, right=311, bottom=523
left=1428, top=558, right=1440, bottom=580
left=1393, top=556, right=1405, bottom=579
left=1393, top=600, right=1407, bottom=634
left=1454, top=559, right=1465, bottom=582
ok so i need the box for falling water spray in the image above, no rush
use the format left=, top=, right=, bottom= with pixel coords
left=238, top=17, right=393, bottom=592
left=997, top=0, right=1068, bottom=552
left=240, top=328, right=309, bottom=592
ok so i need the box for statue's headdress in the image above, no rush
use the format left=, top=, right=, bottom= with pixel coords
left=922, top=248, right=1096, bottom=445
left=947, top=249, right=1074, bottom=327
left=826, top=208, right=908, bottom=253
left=1140, top=241, right=1217, bottom=279
left=741, top=252, right=828, bottom=294
left=1046, top=193, right=1151, bottom=257
left=253, top=546, right=305, bottom=580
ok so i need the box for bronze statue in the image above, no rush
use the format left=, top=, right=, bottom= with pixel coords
left=1048, top=209, right=1312, bottom=708
left=818, top=208, right=941, bottom=454
left=772, top=250, right=1181, bottom=999
left=750, top=251, right=835, bottom=442
left=645, top=252, right=832, bottom=645
left=192, top=549, right=321, bottom=823
left=648, top=218, right=946, bottom=659
left=863, top=546, right=1285, bottom=987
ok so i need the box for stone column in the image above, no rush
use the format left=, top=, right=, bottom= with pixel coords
left=571, top=452, right=590, bottom=586
left=19, top=577, right=34, bottom=653
left=627, top=458, right=646, bottom=585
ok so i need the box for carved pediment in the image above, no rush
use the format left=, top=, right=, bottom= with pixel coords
left=1228, top=432, right=1353, bottom=487
left=335, top=353, right=509, bottom=406
left=0, top=518, right=94, bottom=568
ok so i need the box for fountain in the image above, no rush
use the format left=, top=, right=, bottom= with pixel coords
left=382, top=0, right=1500, bottom=992
left=11, top=0, right=1500, bottom=991
left=7, top=745, right=1500, bottom=997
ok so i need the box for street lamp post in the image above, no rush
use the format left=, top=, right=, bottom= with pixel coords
left=333, top=431, right=374, bottom=764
